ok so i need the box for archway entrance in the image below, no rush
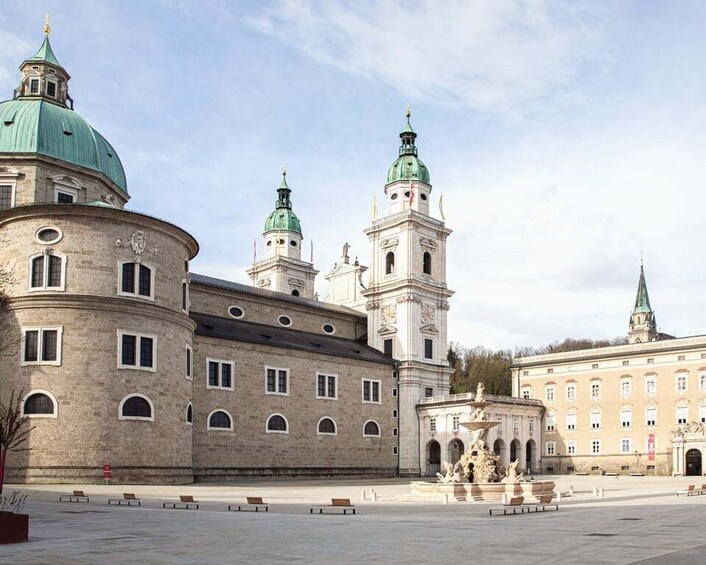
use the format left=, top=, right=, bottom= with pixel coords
left=686, top=448, right=702, bottom=476
left=493, top=439, right=505, bottom=466
left=526, top=440, right=536, bottom=472
left=427, top=440, right=441, bottom=476
left=448, top=439, right=464, bottom=465
left=510, top=439, right=521, bottom=466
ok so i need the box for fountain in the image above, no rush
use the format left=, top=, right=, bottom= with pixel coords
left=412, top=383, right=555, bottom=502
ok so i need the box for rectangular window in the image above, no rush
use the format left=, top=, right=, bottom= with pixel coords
left=546, top=441, right=556, bottom=456
left=591, top=412, right=601, bottom=429
left=677, top=406, right=688, bottom=424
left=521, top=388, right=530, bottom=400
left=622, top=360, right=629, bottom=366
left=21, top=327, right=62, bottom=365
left=392, top=387, right=398, bottom=397
left=567, top=441, right=576, bottom=455
left=56, top=191, right=74, bottom=204
left=393, top=428, right=398, bottom=436
left=430, top=418, right=436, bottom=432
left=566, top=413, right=576, bottom=431
left=522, top=370, right=529, bottom=376
left=678, top=355, right=686, bottom=361
left=677, top=374, right=687, bottom=393
left=545, top=386, right=555, bottom=402
left=566, top=384, right=576, bottom=402
left=621, top=409, right=632, bottom=428
left=452, top=416, right=460, bottom=431
left=118, top=331, right=156, bottom=371
left=185, top=345, right=192, bottom=379
left=646, top=377, right=656, bottom=396
left=647, top=358, right=654, bottom=364
left=547, top=368, right=553, bottom=374
left=646, top=408, right=657, bottom=426
left=621, top=380, right=631, bottom=398
left=591, top=382, right=601, bottom=401
left=207, top=359, right=234, bottom=390
left=119, top=261, right=153, bottom=299
left=700, top=405, right=706, bottom=424
left=700, top=373, right=706, bottom=392
left=46, top=80, right=57, bottom=98
left=29, top=254, right=64, bottom=290
left=317, top=374, right=337, bottom=399
left=363, top=379, right=381, bottom=403
left=30, top=78, right=39, bottom=94
left=592, top=440, right=601, bottom=454
left=393, top=409, right=397, bottom=418
left=0, top=185, right=13, bottom=210
left=182, top=281, right=188, bottom=311
left=512, top=416, right=520, bottom=433
left=546, top=414, right=556, bottom=432
left=592, top=363, right=599, bottom=369
left=424, top=338, right=433, bottom=360
left=529, top=418, right=534, bottom=432
left=621, top=438, right=632, bottom=454
left=393, top=446, right=398, bottom=455
left=266, top=367, right=289, bottom=395
left=383, top=338, right=393, bottom=358
left=424, top=387, right=433, bottom=398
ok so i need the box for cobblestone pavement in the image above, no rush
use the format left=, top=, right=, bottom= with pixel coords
left=2, top=475, right=706, bottom=564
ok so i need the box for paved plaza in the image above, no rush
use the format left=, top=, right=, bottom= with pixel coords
left=2, top=475, right=706, bottom=564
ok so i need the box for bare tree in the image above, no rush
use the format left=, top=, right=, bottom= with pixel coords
left=0, top=390, right=34, bottom=494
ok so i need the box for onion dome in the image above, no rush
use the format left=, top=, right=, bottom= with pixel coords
left=263, top=170, right=302, bottom=235
left=386, top=107, right=430, bottom=184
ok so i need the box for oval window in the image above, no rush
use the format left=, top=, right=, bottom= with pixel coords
left=390, top=193, right=398, bottom=200
left=322, top=324, right=335, bottom=335
left=277, top=239, right=285, bottom=245
left=35, top=227, right=62, bottom=244
left=228, top=306, right=244, bottom=319
left=404, top=191, right=411, bottom=198
left=420, top=193, right=428, bottom=201
left=267, top=241, right=272, bottom=246
left=278, top=315, right=292, bottom=327
left=290, top=240, right=297, bottom=246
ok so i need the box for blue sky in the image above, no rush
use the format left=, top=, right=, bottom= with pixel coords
left=2, top=1, right=706, bottom=349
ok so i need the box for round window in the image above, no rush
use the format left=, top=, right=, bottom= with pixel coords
left=390, top=193, right=398, bottom=200
left=322, top=324, right=335, bottom=335
left=290, top=240, right=297, bottom=246
left=228, top=306, right=244, bottom=319
left=420, top=193, right=428, bottom=201
left=35, top=227, right=62, bottom=244
left=277, top=239, right=285, bottom=245
left=278, top=315, right=292, bottom=327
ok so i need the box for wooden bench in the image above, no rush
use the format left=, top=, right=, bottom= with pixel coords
left=310, top=498, right=356, bottom=515
left=109, top=493, right=141, bottom=506
left=228, top=496, right=269, bottom=512
left=163, top=495, right=199, bottom=510
left=489, top=496, right=525, bottom=516
left=677, top=485, right=698, bottom=496
left=59, top=490, right=89, bottom=503
left=524, top=494, right=559, bottom=512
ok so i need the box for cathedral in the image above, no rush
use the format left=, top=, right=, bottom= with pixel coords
left=3, top=26, right=702, bottom=485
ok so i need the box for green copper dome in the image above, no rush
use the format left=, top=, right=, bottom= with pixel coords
left=386, top=115, right=430, bottom=184
left=0, top=99, right=127, bottom=193
left=263, top=173, right=302, bottom=235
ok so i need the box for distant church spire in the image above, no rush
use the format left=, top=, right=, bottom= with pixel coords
left=628, top=260, right=657, bottom=344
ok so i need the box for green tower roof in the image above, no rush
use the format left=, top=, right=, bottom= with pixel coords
left=632, top=263, right=653, bottom=315
left=263, top=172, right=302, bottom=235
left=386, top=112, right=430, bottom=184
left=27, top=36, right=62, bottom=68
left=0, top=99, right=127, bottom=192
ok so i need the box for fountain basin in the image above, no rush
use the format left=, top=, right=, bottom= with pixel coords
left=411, top=480, right=555, bottom=502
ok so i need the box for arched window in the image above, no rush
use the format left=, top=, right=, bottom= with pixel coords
left=266, top=414, right=288, bottom=433
left=119, top=394, right=154, bottom=421
left=385, top=252, right=395, bottom=275
left=423, top=252, right=432, bottom=275
left=364, top=420, right=380, bottom=437
left=317, top=417, right=337, bottom=435
left=29, top=252, right=65, bottom=290
left=291, top=289, right=300, bottom=297
left=186, top=403, right=193, bottom=424
left=208, top=409, right=232, bottom=430
left=22, top=391, right=57, bottom=417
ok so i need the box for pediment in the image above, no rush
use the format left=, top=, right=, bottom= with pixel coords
left=420, top=323, right=438, bottom=334
left=378, top=324, right=398, bottom=336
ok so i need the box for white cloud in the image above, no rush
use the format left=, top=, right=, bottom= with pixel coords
left=246, top=0, right=603, bottom=116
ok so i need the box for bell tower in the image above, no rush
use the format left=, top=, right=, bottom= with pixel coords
left=247, top=170, right=318, bottom=298
left=362, top=108, right=454, bottom=476
left=628, top=260, right=657, bottom=344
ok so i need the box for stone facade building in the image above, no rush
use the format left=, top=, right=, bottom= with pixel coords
left=512, top=265, right=706, bottom=476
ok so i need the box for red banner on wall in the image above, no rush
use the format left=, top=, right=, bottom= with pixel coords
left=648, top=434, right=655, bottom=461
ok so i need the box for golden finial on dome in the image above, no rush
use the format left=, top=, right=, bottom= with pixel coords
left=44, top=14, right=51, bottom=36
left=405, top=103, right=411, bottom=119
